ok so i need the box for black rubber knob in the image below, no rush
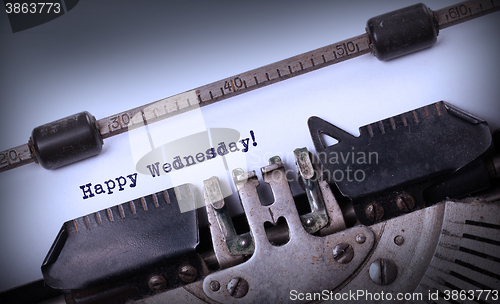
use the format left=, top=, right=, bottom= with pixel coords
left=367, top=3, right=438, bottom=61
left=29, top=111, right=103, bottom=169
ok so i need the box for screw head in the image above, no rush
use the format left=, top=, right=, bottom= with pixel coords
left=148, top=275, right=168, bottom=292
left=365, top=203, right=384, bottom=222
left=210, top=280, right=221, bottom=292
left=356, top=234, right=366, bottom=244
left=227, top=277, right=249, bottom=298
left=211, top=200, right=225, bottom=210
left=178, top=265, right=197, bottom=283
left=394, top=235, right=404, bottom=246
left=396, top=193, right=415, bottom=212
left=332, top=242, right=354, bottom=264
left=369, top=258, right=398, bottom=285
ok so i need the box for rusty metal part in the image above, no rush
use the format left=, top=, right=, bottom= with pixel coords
left=202, top=160, right=374, bottom=303
left=205, top=178, right=254, bottom=259
left=356, top=234, right=366, bottom=244
left=394, top=235, right=405, bottom=246
left=331, top=203, right=446, bottom=302
left=209, top=281, right=220, bottom=292
left=148, top=275, right=168, bottom=292
left=2, top=1, right=499, bottom=173
left=318, top=180, right=346, bottom=235
left=414, top=201, right=500, bottom=301
left=294, top=148, right=330, bottom=234
left=369, top=258, right=398, bottom=285
left=132, top=200, right=449, bottom=304
left=332, top=243, right=354, bottom=264
left=226, top=277, right=249, bottom=298
left=487, top=153, right=500, bottom=178
left=365, top=202, right=384, bottom=222
left=94, top=32, right=370, bottom=142
left=294, top=148, right=315, bottom=180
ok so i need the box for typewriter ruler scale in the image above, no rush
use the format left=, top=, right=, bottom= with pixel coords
left=0, top=0, right=499, bottom=172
